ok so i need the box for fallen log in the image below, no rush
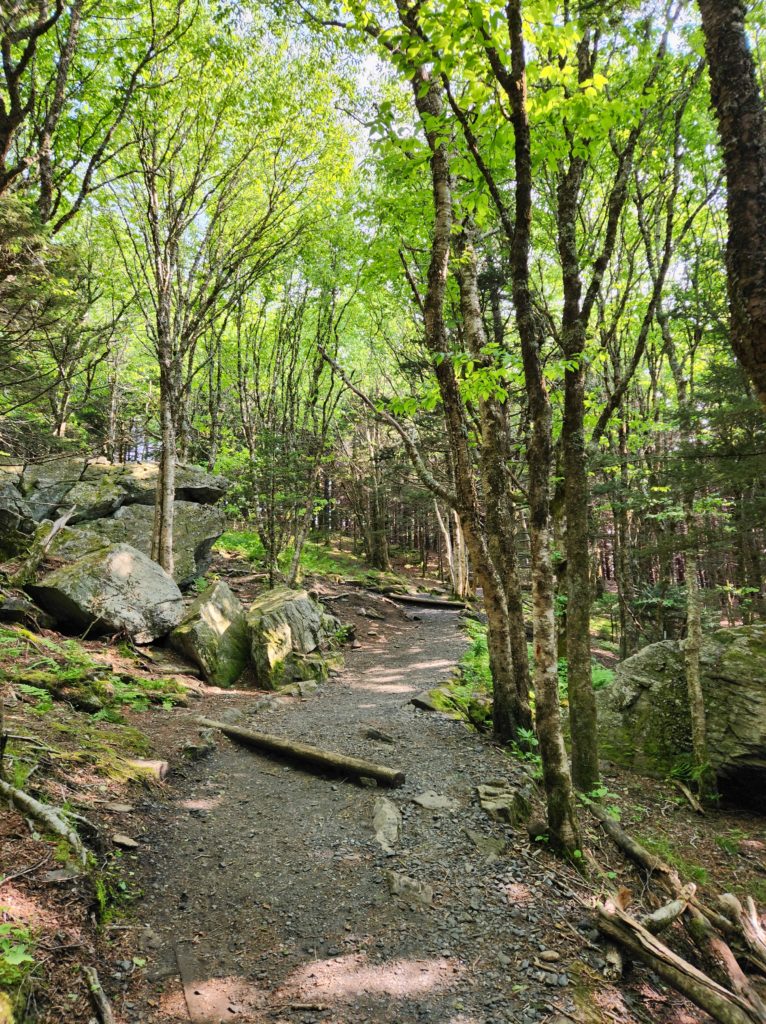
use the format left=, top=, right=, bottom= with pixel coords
left=642, top=896, right=690, bottom=935
left=596, top=899, right=764, bottom=1024
left=384, top=592, right=466, bottom=610
left=0, top=778, right=86, bottom=864
left=196, top=717, right=406, bottom=787
left=718, top=894, right=766, bottom=976
left=589, top=802, right=766, bottom=974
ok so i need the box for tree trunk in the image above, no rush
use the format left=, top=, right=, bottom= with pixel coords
left=505, top=0, right=580, bottom=852
left=455, top=228, right=533, bottom=715
left=684, top=543, right=710, bottom=793
left=562, top=357, right=598, bottom=792
left=152, top=378, right=176, bottom=576
left=697, top=0, right=766, bottom=411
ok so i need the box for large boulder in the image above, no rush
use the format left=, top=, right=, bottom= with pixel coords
left=19, top=457, right=86, bottom=520
left=170, top=581, right=249, bottom=688
left=28, top=542, right=184, bottom=643
left=246, top=586, right=337, bottom=689
left=79, top=461, right=228, bottom=506
left=63, top=474, right=127, bottom=523
left=44, top=522, right=110, bottom=562
left=597, top=625, right=766, bottom=789
left=85, top=501, right=225, bottom=586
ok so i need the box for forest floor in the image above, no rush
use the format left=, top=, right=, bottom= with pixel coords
left=2, top=561, right=765, bottom=1024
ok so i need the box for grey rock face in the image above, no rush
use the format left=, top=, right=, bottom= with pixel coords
left=28, top=542, right=184, bottom=643
left=17, top=458, right=228, bottom=521
left=12, top=458, right=229, bottom=642
left=45, top=523, right=110, bottom=562
left=87, top=501, right=225, bottom=586
left=20, top=457, right=85, bottom=520
left=79, top=461, right=228, bottom=506
left=0, top=482, right=36, bottom=554
left=596, top=625, right=766, bottom=784
left=170, top=581, right=249, bottom=688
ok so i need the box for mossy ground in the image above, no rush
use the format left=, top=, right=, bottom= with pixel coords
left=0, top=624, right=193, bottom=1018
left=215, top=530, right=410, bottom=590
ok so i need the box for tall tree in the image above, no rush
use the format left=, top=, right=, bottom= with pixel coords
left=697, top=0, right=766, bottom=410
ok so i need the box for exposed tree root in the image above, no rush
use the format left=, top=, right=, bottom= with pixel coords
left=82, top=965, right=116, bottom=1024
left=0, top=777, right=87, bottom=864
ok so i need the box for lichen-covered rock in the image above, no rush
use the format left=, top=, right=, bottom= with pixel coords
left=246, top=586, right=332, bottom=689
left=79, top=460, right=228, bottom=506
left=86, top=501, right=225, bottom=585
left=170, top=581, right=249, bottom=687
left=44, top=522, right=109, bottom=562
left=16, top=457, right=228, bottom=522
left=20, top=457, right=85, bottom=519
left=0, top=482, right=36, bottom=555
left=28, top=542, right=184, bottom=643
left=63, top=474, right=127, bottom=523
left=596, top=625, right=766, bottom=784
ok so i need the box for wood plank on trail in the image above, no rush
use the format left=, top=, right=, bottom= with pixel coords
left=384, top=592, right=467, bottom=610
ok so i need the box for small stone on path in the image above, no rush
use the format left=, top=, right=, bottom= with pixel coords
left=113, top=833, right=140, bottom=849
left=412, top=790, right=459, bottom=812
left=385, top=870, right=433, bottom=907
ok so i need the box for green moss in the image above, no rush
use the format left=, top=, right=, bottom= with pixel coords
left=639, top=834, right=709, bottom=884
left=1, top=625, right=185, bottom=720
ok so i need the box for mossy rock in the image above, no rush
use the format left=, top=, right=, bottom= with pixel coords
left=596, top=625, right=766, bottom=784
left=170, top=580, right=249, bottom=687
left=27, top=542, right=184, bottom=643
left=246, top=587, right=334, bottom=689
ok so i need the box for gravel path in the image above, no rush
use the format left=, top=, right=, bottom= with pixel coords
left=121, top=593, right=588, bottom=1024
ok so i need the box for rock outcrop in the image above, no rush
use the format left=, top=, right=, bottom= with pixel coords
left=2, top=460, right=349, bottom=682
left=246, top=586, right=339, bottom=689
left=8, top=457, right=228, bottom=523
left=2, top=458, right=227, bottom=585
left=596, top=625, right=766, bottom=790
left=28, top=543, right=184, bottom=644
left=86, top=501, right=225, bottom=586
left=0, top=457, right=229, bottom=643
left=170, top=581, right=249, bottom=687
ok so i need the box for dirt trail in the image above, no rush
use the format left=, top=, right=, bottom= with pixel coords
left=119, top=594, right=588, bottom=1024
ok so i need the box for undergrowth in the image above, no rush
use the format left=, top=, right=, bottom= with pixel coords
left=639, top=834, right=710, bottom=884
left=0, top=914, right=38, bottom=1015
left=215, top=530, right=409, bottom=588
left=0, top=625, right=186, bottom=723
left=438, top=619, right=617, bottom=760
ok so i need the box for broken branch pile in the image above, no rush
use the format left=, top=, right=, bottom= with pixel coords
left=589, top=803, right=766, bottom=1024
